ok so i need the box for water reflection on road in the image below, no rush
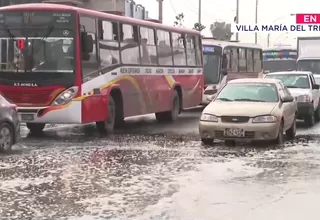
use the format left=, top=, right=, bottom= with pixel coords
left=0, top=111, right=320, bottom=219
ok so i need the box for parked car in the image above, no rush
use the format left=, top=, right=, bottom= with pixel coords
left=264, top=71, right=320, bottom=126
left=199, top=78, right=297, bottom=145
left=0, top=95, right=20, bottom=152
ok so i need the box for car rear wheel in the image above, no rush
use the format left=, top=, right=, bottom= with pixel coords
left=285, top=116, right=296, bottom=140
left=0, top=123, right=13, bottom=152
left=201, top=138, right=214, bottom=145
left=304, top=111, right=315, bottom=127
left=26, top=123, right=45, bottom=134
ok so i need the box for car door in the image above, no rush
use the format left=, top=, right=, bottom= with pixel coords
left=310, top=74, right=320, bottom=109
left=278, top=82, right=295, bottom=130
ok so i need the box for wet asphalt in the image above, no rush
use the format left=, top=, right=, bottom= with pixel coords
left=1, top=107, right=320, bottom=220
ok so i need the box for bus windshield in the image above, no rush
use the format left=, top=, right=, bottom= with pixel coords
left=263, top=60, right=296, bottom=72
left=203, top=45, right=222, bottom=85
left=263, top=49, right=297, bottom=72
left=0, top=10, right=75, bottom=81
left=297, top=60, right=320, bottom=74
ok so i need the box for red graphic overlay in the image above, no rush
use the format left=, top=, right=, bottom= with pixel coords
left=296, top=14, right=320, bottom=24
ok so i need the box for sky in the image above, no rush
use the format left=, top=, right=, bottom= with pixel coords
left=133, top=0, right=320, bottom=48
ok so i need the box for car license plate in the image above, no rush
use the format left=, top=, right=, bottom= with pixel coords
left=20, top=114, right=34, bottom=121
left=224, top=128, right=245, bottom=137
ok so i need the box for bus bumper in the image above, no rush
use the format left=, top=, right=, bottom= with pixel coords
left=17, top=101, right=82, bottom=124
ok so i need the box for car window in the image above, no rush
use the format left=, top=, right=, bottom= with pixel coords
left=278, top=82, right=291, bottom=96
left=215, top=83, right=279, bottom=102
left=265, top=74, right=310, bottom=89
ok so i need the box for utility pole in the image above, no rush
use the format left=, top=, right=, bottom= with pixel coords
left=235, top=0, right=239, bottom=41
left=255, top=0, right=258, bottom=44
left=158, top=0, right=163, bottom=23
left=198, top=0, right=201, bottom=24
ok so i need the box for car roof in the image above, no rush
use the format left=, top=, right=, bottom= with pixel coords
left=228, top=78, right=281, bottom=84
left=265, top=71, right=312, bottom=75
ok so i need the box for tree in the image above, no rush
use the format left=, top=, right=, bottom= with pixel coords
left=210, top=21, right=233, bottom=41
left=174, top=13, right=184, bottom=27
left=193, top=22, right=206, bottom=32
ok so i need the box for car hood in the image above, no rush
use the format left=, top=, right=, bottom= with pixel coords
left=287, top=88, right=310, bottom=97
left=204, top=101, right=278, bottom=117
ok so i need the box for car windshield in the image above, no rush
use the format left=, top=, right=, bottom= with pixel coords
left=265, top=74, right=310, bottom=89
left=0, top=10, right=74, bottom=73
left=216, top=83, right=279, bottom=102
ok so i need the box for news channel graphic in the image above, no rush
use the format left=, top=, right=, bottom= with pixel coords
left=231, top=13, right=320, bottom=32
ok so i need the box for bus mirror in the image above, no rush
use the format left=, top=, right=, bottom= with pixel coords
left=81, top=32, right=93, bottom=53
left=222, top=69, right=228, bottom=75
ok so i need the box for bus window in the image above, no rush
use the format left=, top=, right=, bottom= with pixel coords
left=222, top=54, right=228, bottom=69
left=230, top=48, right=238, bottom=72
left=246, top=49, right=253, bottom=72
left=195, top=36, right=202, bottom=66
left=253, top=49, right=262, bottom=72
left=99, top=20, right=120, bottom=70
left=80, top=16, right=99, bottom=77
left=119, top=24, right=140, bottom=64
left=157, top=30, right=173, bottom=65
left=186, top=35, right=196, bottom=66
left=238, top=48, right=246, bottom=72
left=172, top=32, right=187, bottom=66
left=140, top=27, right=157, bottom=65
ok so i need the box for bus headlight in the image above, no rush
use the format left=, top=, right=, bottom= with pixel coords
left=52, top=86, right=78, bottom=106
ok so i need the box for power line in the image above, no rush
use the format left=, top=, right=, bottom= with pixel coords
left=169, top=0, right=177, bottom=15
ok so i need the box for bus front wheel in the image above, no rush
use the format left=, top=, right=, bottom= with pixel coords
left=26, top=123, right=45, bottom=134
left=96, top=96, right=115, bottom=133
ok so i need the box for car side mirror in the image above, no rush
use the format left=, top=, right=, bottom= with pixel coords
left=282, top=95, right=294, bottom=102
left=263, top=70, right=270, bottom=74
left=313, top=84, right=319, bottom=89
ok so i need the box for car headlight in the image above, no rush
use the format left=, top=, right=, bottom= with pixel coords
left=52, top=86, right=78, bottom=106
left=297, top=95, right=311, bottom=102
left=200, top=114, right=218, bottom=122
left=252, top=115, right=277, bottom=123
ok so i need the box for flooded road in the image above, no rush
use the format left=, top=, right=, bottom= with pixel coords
left=1, top=108, right=320, bottom=219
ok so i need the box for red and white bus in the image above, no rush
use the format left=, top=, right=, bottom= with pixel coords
left=0, top=3, right=203, bottom=133
left=202, top=39, right=263, bottom=104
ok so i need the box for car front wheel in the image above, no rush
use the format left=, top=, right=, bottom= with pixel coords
left=0, top=123, right=13, bottom=152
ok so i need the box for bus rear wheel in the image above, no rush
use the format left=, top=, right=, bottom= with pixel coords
left=96, top=96, right=115, bottom=133
left=26, top=123, right=45, bottom=134
left=155, top=90, right=180, bottom=122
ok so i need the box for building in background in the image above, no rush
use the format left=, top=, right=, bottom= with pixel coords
left=0, top=0, right=148, bottom=19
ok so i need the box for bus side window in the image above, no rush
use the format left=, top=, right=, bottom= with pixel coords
left=195, top=36, right=202, bottom=67
left=79, top=16, right=99, bottom=77
left=186, top=34, right=196, bottom=66
left=172, top=32, right=186, bottom=66
left=253, top=49, right=262, bottom=72
left=222, top=54, right=228, bottom=69
left=99, top=20, right=120, bottom=70
left=119, top=23, right=141, bottom=64
left=230, top=47, right=238, bottom=72
left=238, top=48, right=246, bottom=72
left=157, top=30, right=173, bottom=65
left=246, top=49, right=253, bottom=72
left=140, top=27, right=157, bottom=65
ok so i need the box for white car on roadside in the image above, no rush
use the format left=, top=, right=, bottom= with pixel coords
left=264, top=71, right=320, bottom=126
